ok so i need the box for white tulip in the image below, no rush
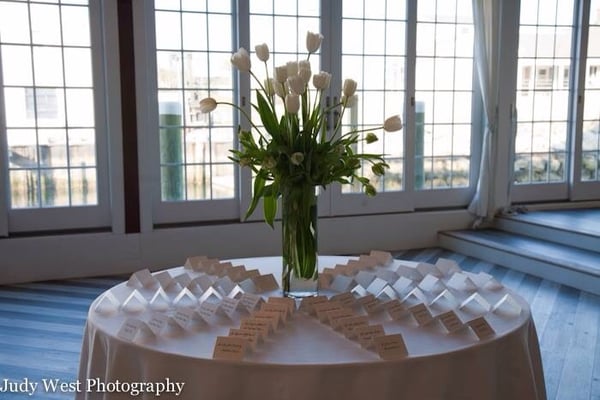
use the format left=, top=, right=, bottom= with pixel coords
left=343, top=78, right=357, bottom=98
left=255, top=43, right=270, bottom=62
left=290, top=152, right=305, bottom=165
left=285, top=94, right=300, bottom=114
left=274, top=65, right=288, bottom=83
left=298, top=60, right=312, bottom=84
left=312, top=71, right=332, bottom=90
left=306, top=31, right=324, bottom=53
left=231, top=48, right=251, bottom=72
left=199, top=97, right=217, bottom=113
left=287, top=75, right=306, bottom=95
left=286, top=61, right=298, bottom=77
left=383, top=115, right=403, bottom=132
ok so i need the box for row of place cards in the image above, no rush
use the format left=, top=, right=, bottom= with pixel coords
left=213, top=297, right=296, bottom=360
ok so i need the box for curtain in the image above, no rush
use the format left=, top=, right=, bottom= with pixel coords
left=468, top=0, right=502, bottom=226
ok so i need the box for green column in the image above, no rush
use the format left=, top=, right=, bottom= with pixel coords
left=415, top=101, right=425, bottom=190
left=159, top=101, right=184, bottom=201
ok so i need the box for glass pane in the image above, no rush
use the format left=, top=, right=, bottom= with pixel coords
left=156, top=11, right=182, bottom=50
left=33, top=46, right=64, bottom=86
left=0, top=2, right=31, bottom=43
left=66, top=89, right=95, bottom=126
left=69, top=129, right=96, bottom=167
left=157, top=51, right=182, bottom=89
left=30, top=4, right=61, bottom=45
left=40, top=168, right=69, bottom=207
left=212, top=163, right=234, bottom=198
left=61, top=5, right=91, bottom=46
left=69, top=167, right=97, bottom=205
left=34, top=88, right=66, bottom=128
left=38, top=129, right=67, bottom=167
left=1, top=45, right=32, bottom=85
left=182, top=13, right=207, bottom=51
left=10, top=169, right=39, bottom=208
left=64, top=48, right=93, bottom=86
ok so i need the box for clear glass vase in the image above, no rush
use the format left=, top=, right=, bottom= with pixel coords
left=281, top=183, right=319, bottom=298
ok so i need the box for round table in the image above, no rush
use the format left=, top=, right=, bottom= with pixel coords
left=76, top=256, right=546, bottom=400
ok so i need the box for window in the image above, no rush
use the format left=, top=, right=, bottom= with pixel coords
left=0, top=0, right=112, bottom=233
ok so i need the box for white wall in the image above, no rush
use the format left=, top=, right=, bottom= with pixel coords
left=0, top=209, right=472, bottom=284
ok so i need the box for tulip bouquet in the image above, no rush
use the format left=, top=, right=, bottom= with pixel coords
left=201, top=31, right=402, bottom=296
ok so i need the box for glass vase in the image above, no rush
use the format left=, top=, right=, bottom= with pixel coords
left=281, top=183, right=319, bottom=298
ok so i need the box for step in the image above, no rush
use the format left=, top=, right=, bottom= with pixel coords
left=438, top=229, right=600, bottom=296
left=495, top=211, right=600, bottom=253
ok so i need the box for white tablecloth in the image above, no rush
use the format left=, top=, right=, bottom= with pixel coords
left=77, top=256, right=546, bottom=400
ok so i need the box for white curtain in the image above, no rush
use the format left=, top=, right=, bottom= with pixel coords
left=468, top=0, right=503, bottom=226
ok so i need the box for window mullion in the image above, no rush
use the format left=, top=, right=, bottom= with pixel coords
left=0, top=44, right=7, bottom=236
left=404, top=0, right=417, bottom=196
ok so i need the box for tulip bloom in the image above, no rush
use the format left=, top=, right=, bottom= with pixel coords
left=199, top=97, right=217, bottom=113
left=231, top=48, right=251, bottom=72
left=306, top=31, right=324, bottom=54
left=312, top=71, right=332, bottom=91
left=285, top=94, right=300, bottom=114
left=383, top=115, right=403, bottom=132
left=286, top=61, right=298, bottom=77
left=290, top=152, right=305, bottom=165
left=287, top=75, right=306, bottom=95
left=365, top=132, right=379, bottom=144
left=274, top=65, right=288, bottom=83
left=298, top=60, right=312, bottom=84
left=343, top=79, right=357, bottom=98
left=255, top=43, right=269, bottom=62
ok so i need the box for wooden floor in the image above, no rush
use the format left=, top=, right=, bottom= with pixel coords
left=0, top=248, right=599, bottom=399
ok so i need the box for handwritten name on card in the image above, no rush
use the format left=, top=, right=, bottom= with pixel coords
left=313, top=301, right=344, bottom=322
left=117, top=318, right=143, bottom=341
left=467, top=316, right=495, bottom=340
left=299, top=295, right=328, bottom=314
left=267, top=297, right=296, bottom=314
left=240, top=318, right=271, bottom=339
left=408, top=303, right=434, bottom=326
left=374, top=334, right=408, bottom=360
left=171, top=308, right=195, bottom=329
left=240, top=293, right=264, bottom=312
left=213, top=336, right=247, bottom=361
left=326, top=308, right=356, bottom=329
left=437, top=310, right=465, bottom=333
left=146, top=313, right=169, bottom=336
left=228, top=328, right=259, bottom=349
left=354, top=324, right=386, bottom=348
left=384, top=299, right=408, bottom=320
left=251, top=310, right=281, bottom=331
left=338, top=315, right=370, bottom=338
left=252, top=274, right=279, bottom=292
left=330, top=292, right=356, bottom=308
left=219, top=297, right=241, bottom=319
left=261, top=302, right=289, bottom=323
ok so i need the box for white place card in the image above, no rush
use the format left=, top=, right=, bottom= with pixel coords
left=491, top=293, right=522, bottom=316
left=313, top=301, right=344, bottom=322
left=395, top=263, right=422, bottom=280
left=213, top=336, right=247, bottom=361
left=240, top=293, right=265, bottom=312
left=117, top=318, right=144, bottom=341
left=330, top=275, right=356, bottom=293
left=154, top=271, right=173, bottom=290
left=330, top=292, right=356, bottom=308
left=377, top=270, right=400, bottom=284
left=384, top=299, right=408, bottom=320
left=429, top=289, right=459, bottom=310
left=127, top=269, right=158, bottom=290
left=192, top=275, right=215, bottom=293
left=197, top=301, right=220, bottom=323
left=392, top=276, right=415, bottom=297
left=252, top=274, right=279, bottom=292
left=149, top=288, right=171, bottom=311
left=94, top=291, right=120, bottom=315
left=198, top=287, right=223, bottom=303
left=219, top=297, right=242, bottom=320
left=437, top=310, right=465, bottom=333
left=370, top=250, right=393, bottom=266
left=354, top=324, right=386, bottom=348
left=173, top=273, right=192, bottom=289
left=146, top=312, right=169, bottom=336
left=374, top=334, right=408, bottom=360
left=239, top=317, right=271, bottom=339
left=446, top=272, right=477, bottom=292
left=459, top=292, right=491, bottom=314
left=435, top=258, right=462, bottom=276
left=350, top=285, right=368, bottom=297
left=355, top=271, right=377, bottom=289
left=338, top=315, right=370, bottom=338
left=238, top=278, right=258, bottom=294
left=215, top=276, right=237, bottom=297
left=416, top=262, right=442, bottom=278
left=260, top=302, right=289, bottom=323
left=408, top=303, right=434, bottom=326
left=228, top=328, right=259, bottom=350
left=467, top=316, right=495, bottom=340
left=366, top=278, right=389, bottom=297
left=171, top=307, right=196, bottom=329
left=465, top=271, right=494, bottom=289
left=484, top=277, right=504, bottom=291
left=172, top=288, right=198, bottom=309
left=418, top=274, right=445, bottom=293
left=121, top=289, right=148, bottom=313
left=401, top=287, right=428, bottom=305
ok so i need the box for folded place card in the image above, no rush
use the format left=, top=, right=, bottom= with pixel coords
left=121, top=289, right=148, bottom=313
left=184, top=255, right=208, bottom=270
left=225, top=265, right=247, bottom=282
left=408, top=303, right=434, bottom=326
left=154, top=271, right=174, bottom=290
left=149, top=288, right=171, bottom=311
left=467, top=316, right=495, bottom=340
left=94, top=291, right=120, bottom=315
left=241, top=269, right=261, bottom=280
left=491, top=293, right=522, bottom=316
left=355, top=271, right=377, bottom=289
left=127, top=269, right=158, bottom=290
left=465, top=272, right=494, bottom=289
left=392, top=276, right=415, bottom=297
left=338, top=315, right=370, bottom=338
left=374, top=334, right=408, bottom=360
left=191, top=275, right=215, bottom=293
left=299, top=295, right=328, bottom=314
left=213, top=336, right=247, bottom=361
left=239, top=317, right=271, bottom=339
left=261, top=302, right=289, bottom=323
left=428, top=289, right=459, bottom=310
left=446, top=272, right=477, bottom=292
left=267, top=297, right=296, bottom=314
left=117, top=318, right=144, bottom=341
left=228, top=328, right=259, bottom=350
left=208, top=262, right=227, bottom=277
left=334, top=264, right=352, bottom=276
left=252, top=274, right=279, bottom=293
left=384, top=299, right=408, bottom=320
left=215, top=276, right=237, bottom=297
left=350, top=284, right=368, bottom=297
left=377, top=270, right=400, bottom=284
left=173, top=273, right=192, bottom=289
left=358, top=255, right=379, bottom=269
left=238, top=278, right=258, bottom=294
left=437, top=310, right=465, bottom=333
left=145, top=312, right=170, bottom=336
left=198, top=286, right=223, bottom=303
left=326, top=308, right=356, bottom=329
left=330, top=292, right=356, bottom=308
left=219, top=297, right=242, bottom=320
left=434, top=258, right=462, bottom=276
left=459, top=292, right=491, bottom=314
left=330, top=275, right=356, bottom=293
left=395, top=263, right=422, bottom=281
left=251, top=310, right=281, bottom=331
left=416, top=262, right=442, bottom=278
left=401, top=287, right=428, bottom=305
left=318, top=273, right=334, bottom=289
left=370, top=250, right=393, bottom=266
left=354, top=324, right=386, bottom=348
left=197, top=301, right=220, bottom=323
left=418, top=274, right=445, bottom=293
left=172, top=288, right=197, bottom=308
left=366, top=278, right=390, bottom=297
left=313, top=301, right=345, bottom=322
left=240, top=293, right=265, bottom=312
left=171, top=307, right=196, bottom=329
